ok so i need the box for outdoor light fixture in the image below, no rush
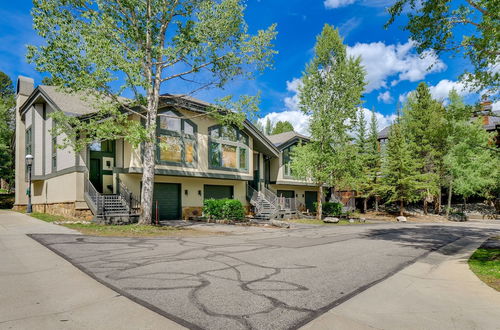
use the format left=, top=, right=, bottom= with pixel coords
left=198, top=190, right=202, bottom=196
left=185, top=189, right=188, bottom=195
left=25, top=154, right=34, bottom=214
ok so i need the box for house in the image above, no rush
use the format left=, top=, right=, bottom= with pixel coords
left=13, top=76, right=323, bottom=222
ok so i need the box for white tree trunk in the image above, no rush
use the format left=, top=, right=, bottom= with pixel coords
left=139, top=137, right=156, bottom=225
left=317, top=185, right=323, bottom=220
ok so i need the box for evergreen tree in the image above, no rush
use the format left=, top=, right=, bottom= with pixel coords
left=271, top=120, right=294, bottom=135
left=404, top=82, right=447, bottom=213
left=379, top=109, right=423, bottom=216
left=354, top=109, right=370, bottom=212
left=292, top=25, right=365, bottom=219
left=264, top=118, right=273, bottom=135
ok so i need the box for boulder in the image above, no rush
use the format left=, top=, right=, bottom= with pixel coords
left=360, top=217, right=366, bottom=223
left=349, top=219, right=355, bottom=223
left=396, top=216, right=407, bottom=222
left=323, top=217, right=340, bottom=223
left=270, top=219, right=291, bottom=228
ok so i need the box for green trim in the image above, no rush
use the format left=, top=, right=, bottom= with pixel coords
left=156, top=108, right=198, bottom=167
left=114, top=167, right=252, bottom=181
left=208, top=125, right=249, bottom=173
left=32, top=166, right=87, bottom=181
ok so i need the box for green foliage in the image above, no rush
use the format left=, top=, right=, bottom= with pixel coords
left=292, top=24, right=365, bottom=219
left=0, top=72, right=15, bottom=190
left=314, top=201, right=343, bottom=216
left=444, top=118, right=499, bottom=200
left=203, top=198, right=245, bottom=220
left=378, top=110, right=425, bottom=215
left=386, top=0, right=499, bottom=96
left=265, top=117, right=273, bottom=135
left=271, top=121, right=294, bottom=135
left=403, top=82, right=447, bottom=206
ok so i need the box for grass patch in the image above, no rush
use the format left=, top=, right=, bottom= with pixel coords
left=29, top=212, right=66, bottom=223
left=288, top=218, right=362, bottom=225
left=468, top=242, right=500, bottom=291
left=61, top=223, right=220, bottom=237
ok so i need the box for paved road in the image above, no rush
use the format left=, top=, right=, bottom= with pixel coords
left=30, top=222, right=500, bottom=330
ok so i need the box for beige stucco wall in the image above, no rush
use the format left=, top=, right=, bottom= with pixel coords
left=117, top=173, right=248, bottom=209
left=119, top=108, right=254, bottom=179
left=270, top=155, right=316, bottom=186
left=30, top=171, right=84, bottom=205
left=15, top=95, right=28, bottom=206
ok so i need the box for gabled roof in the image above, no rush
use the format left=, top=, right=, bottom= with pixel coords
left=19, top=85, right=102, bottom=117
left=377, top=126, right=391, bottom=140
left=267, top=131, right=310, bottom=149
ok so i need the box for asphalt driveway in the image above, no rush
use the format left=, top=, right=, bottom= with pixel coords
left=30, top=223, right=499, bottom=330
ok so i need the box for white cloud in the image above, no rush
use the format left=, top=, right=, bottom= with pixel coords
left=428, top=79, right=472, bottom=101
left=359, top=107, right=397, bottom=132
left=258, top=110, right=310, bottom=135
left=492, top=101, right=500, bottom=111
left=346, top=40, right=446, bottom=93
left=324, top=0, right=356, bottom=9
left=283, top=78, right=302, bottom=112
left=377, top=91, right=393, bottom=104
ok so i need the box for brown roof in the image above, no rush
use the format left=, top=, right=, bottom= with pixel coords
left=267, top=131, right=310, bottom=148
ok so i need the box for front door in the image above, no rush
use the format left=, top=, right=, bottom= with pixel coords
left=89, top=158, right=102, bottom=192
left=153, top=183, right=181, bottom=220
left=305, top=191, right=318, bottom=213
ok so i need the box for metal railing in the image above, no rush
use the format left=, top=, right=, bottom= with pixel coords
left=84, top=178, right=104, bottom=215
left=117, top=178, right=141, bottom=215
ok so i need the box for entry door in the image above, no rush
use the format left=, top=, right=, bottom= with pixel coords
left=305, top=191, right=318, bottom=212
left=89, top=158, right=102, bottom=192
left=153, top=183, right=181, bottom=220
left=277, top=190, right=294, bottom=199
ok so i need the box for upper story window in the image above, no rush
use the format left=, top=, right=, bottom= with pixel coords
left=157, top=110, right=197, bottom=166
left=208, top=125, right=248, bottom=171
left=89, top=140, right=114, bottom=153
left=282, top=144, right=295, bottom=177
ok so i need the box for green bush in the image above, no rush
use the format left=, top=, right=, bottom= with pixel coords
left=203, top=199, right=245, bottom=221
left=221, top=199, right=245, bottom=220
left=314, top=201, right=343, bottom=216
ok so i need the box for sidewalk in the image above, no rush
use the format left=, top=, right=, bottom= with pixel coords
left=301, top=235, right=500, bottom=330
left=0, top=210, right=185, bottom=330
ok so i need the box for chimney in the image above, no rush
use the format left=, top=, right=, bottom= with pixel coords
left=16, top=76, right=34, bottom=97
left=478, top=95, right=493, bottom=125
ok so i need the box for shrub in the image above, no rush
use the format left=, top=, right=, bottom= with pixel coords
left=221, top=199, right=245, bottom=220
left=203, top=198, right=245, bottom=221
left=313, top=201, right=343, bottom=216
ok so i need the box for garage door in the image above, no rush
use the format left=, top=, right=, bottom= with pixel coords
left=204, top=185, right=234, bottom=200
left=277, top=190, right=294, bottom=198
left=305, top=191, right=318, bottom=212
left=153, top=183, right=181, bottom=220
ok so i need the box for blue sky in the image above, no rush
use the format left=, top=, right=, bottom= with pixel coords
left=0, top=0, right=486, bottom=133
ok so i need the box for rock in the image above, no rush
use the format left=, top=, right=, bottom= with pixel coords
left=323, top=217, right=340, bottom=223
left=360, top=218, right=366, bottom=223
left=448, top=213, right=468, bottom=222
left=396, top=216, right=407, bottom=222
left=270, top=220, right=291, bottom=228
left=349, top=219, right=355, bottom=223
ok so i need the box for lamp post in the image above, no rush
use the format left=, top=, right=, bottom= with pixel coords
left=26, top=154, right=33, bottom=214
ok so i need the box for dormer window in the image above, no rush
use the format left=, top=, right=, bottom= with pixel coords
left=156, top=110, right=197, bottom=166
left=208, top=125, right=248, bottom=171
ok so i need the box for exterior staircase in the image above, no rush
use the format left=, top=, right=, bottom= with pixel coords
left=84, top=178, right=140, bottom=224
left=247, top=185, right=302, bottom=220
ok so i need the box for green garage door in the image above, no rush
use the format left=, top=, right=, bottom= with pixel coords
left=305, top=191, right=318, bottom=212
left=277, top=190, right=294, bottom=198
left=204, top=185, right=234, bottom=200
left=153, top=183, right=181, bottom=220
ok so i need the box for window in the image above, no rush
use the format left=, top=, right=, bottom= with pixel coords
left=89, top=140, right=114, bottom=152
left=156, top=110, right=197, bottom=165
left=282, top=145, right=295, bottom=177
left=208, top=125, right=248, bottom=171
left=52, top=134, right=57, bottom=171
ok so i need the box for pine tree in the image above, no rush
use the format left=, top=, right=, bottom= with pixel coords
left=404, top=82, right=447, bottom=214
left=354, top=109, right=370, bottom=212
left=379, top=109, right=423, bottom=216
left=292, top=25, right=365, bottom=219
left=271, top=121, right=294, bottom=135
left=265, top=118, right=273, bottom=135
left=367, top=108, right=381, bottom=211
